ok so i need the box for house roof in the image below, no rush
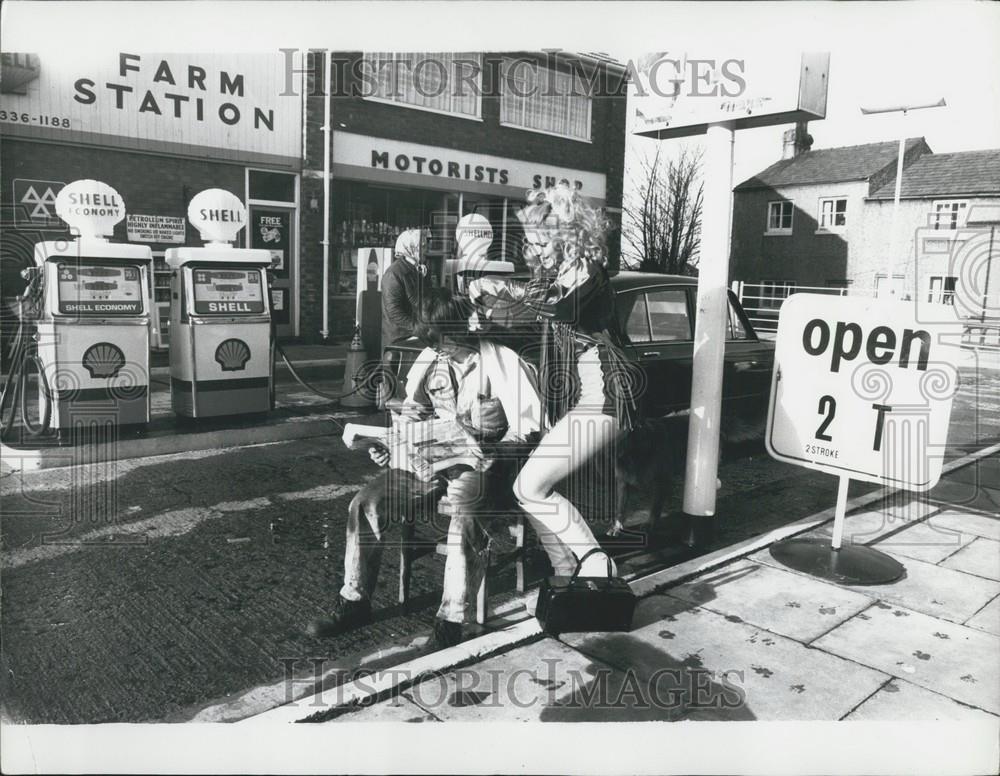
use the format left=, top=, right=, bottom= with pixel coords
left=734, top=138, right=927, bottom=191
left=868, top=148, right=1000, bottom=199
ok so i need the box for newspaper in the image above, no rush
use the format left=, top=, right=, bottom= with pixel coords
left=342, top=418, right=482, bottom=480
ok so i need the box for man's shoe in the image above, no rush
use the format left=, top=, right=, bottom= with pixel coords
left=306, top=597, right=372, bottom=638
left=432, top=619, right=464, bottom=649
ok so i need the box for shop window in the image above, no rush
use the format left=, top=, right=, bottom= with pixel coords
left=500, top=57, right=592, bottom=142
left=928, top=275, right=957, bottom=305
left=932, top=200, right=968, bottom=230
left=361, top=52, right=482, bottom=119
left=249, top=170, right=296, bottom=203
left=766, top=201, right=793, bottom=234
left=818, top=197, right=847, bottom=230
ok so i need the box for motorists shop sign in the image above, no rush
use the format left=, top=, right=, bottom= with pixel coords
left=766, top=294, right=963, bottom=490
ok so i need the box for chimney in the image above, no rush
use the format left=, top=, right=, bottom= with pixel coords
left=781, top=121, right=814, bottom=159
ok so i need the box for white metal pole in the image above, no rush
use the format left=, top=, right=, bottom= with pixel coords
left=885, top=124, right=907, bottom=300
left=830, top=475, right=850, bottom=550
left=320, top=51, right=332, bottom=339
left=682, top=122, right=735, bottom=520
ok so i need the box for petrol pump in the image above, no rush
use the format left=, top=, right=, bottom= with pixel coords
left=166, top=189, right=274, bottom=418
left=23, top=180, right=154, bottom=435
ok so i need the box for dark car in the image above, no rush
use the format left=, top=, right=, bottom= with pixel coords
left=379, top=271, right=775, bottom=434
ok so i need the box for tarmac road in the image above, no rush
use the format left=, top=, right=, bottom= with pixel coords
left=1, top=360, right=997, bottom=723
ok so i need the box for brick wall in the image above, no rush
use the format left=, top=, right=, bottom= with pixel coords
left=730, top=181, right=866, bottom=287
left=1, top=138, right=246, bottom=296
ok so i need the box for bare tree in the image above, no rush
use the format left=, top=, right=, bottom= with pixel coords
left=622, top=145, right=704, bottom=275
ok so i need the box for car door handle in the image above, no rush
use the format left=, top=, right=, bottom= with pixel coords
left=641, top=351, right=661, bottom=358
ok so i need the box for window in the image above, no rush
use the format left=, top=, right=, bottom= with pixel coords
left=932, top=200, right=968, bottom=230
left=500, top=57, right=592, bottom=141
left=646, top=289, right=692, bottom=341
left=875, top=274, right=906, bottom=298
left=619, top=287, right=692, bottom=343
left=819, top=197, right=847, bottom=230
left=761, top=280, right=796, bottom=308
left=362, top=52, right=482, bottom=119
left=622, top=293, right=651, bottom=343
left=249, top=170, right=296, bottom=203
left=928, top=275, right=957, bottom=305
left=766, top=201, right=793, bottom=234
left=727, top=298, right=749, bottom=340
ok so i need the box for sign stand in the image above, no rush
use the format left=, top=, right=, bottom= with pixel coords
left=769, top=475, right=904, bottom=585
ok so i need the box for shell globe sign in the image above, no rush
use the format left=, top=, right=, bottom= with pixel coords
left=187, top=189, right=248, bottom=244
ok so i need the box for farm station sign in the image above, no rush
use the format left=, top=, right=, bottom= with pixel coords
left=0, top=51, right=301, bottom=164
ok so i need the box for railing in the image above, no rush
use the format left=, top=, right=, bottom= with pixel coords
left=730, top=281, right=859, bottom=338
left=731, top=281, right=1000, bottom=351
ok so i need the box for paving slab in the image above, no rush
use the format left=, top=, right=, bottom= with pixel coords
left=927, top=480, right=1000, bottom=515
left=327, top=692, right=439, bottom=723
left=813, top=601, right=1000, bottom=715
left=942, top=456, right=1000, bottom=489
left=941, top=537, right=1000, bottom=581
left=804, top=504, right=929, bottom=546
left=870, top=519, right=976, bottom=564
left=394, top=638, right=669, bottom=722
left=562, top=597, right=887, bottom=721
left=964, top=595, right=1000, bottom=637
left=664, top=559, right=873, bottom=643
left=926, top=510, right=1000, bottom=542
left=753, top=547, right=1000, bottom=624
left=844, top=678, right=999, bottom=722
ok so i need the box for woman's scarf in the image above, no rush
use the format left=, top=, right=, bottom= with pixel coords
left=394, top=228, right=426, bottom=273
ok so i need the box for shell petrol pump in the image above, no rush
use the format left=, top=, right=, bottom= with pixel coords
left=165, top=189, right=274, bottom=418
left=14, top=180, right=154, bottom=436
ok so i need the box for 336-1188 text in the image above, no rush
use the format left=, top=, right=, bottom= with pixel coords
left=0, top=111, right=71, bottom=127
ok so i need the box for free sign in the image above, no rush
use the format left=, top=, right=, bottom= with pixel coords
left=766, top=294, right=963, bottom=490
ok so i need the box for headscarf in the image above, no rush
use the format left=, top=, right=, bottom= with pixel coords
left=394, top=228, right=424, bottom=264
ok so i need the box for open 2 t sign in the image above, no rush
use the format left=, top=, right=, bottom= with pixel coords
left=766, top=294, right=963, bottom=490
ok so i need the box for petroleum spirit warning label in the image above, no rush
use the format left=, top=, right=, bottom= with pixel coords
left=766, top=294, right=963, bottom=490
left=57, top=263, right=142, bottom=315
left=192, top=268, right=265, bottom=314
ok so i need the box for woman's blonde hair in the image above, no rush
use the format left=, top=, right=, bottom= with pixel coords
left=517, top=180, right=611, bottom=269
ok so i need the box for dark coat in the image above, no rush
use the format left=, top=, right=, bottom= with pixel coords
left=381, top=258, right=430, bottom=348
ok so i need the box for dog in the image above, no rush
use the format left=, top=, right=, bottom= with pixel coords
left=609, top=412, right=762, bottom=537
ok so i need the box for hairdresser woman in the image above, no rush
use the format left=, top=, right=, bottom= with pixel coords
left=468, top=181, right=640, bottom=579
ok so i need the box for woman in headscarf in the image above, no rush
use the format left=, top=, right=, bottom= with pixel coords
left=381, top=228, right=430, bottom=348
left=468, top=181, right=641, bottom=579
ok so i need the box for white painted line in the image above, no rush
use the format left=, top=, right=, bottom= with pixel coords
left=1, top=482, right=363, bottom=570
left=240, top=618, right=544, bottom=725
left=2, top=442, right=293, bottom=495
left=0, top=414, right=347, bottom=475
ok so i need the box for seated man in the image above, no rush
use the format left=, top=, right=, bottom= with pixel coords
left=308, top=288, right=541, bottom=648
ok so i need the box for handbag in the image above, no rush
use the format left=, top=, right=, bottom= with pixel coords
left=535, top=548, right=637, bottom=636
